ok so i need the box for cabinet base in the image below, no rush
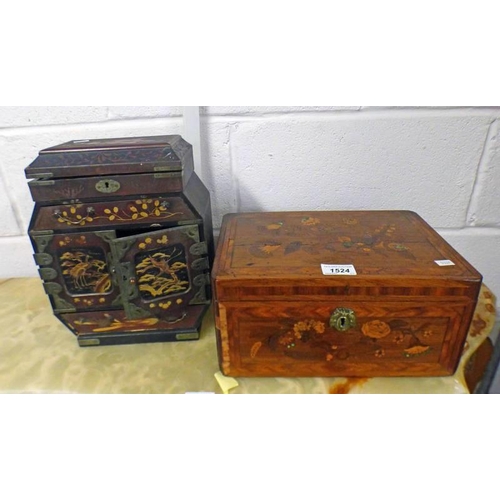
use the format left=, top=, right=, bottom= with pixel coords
left=77, top=328, right=201, bottom=347
left=58, top=304, right=209, bottom=348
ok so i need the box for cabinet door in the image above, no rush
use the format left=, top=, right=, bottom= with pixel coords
left=31, top=230, right=121, bottom=313
left=110, top=225, right=210, bottom=321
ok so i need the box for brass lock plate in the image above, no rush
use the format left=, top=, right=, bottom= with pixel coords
left=95, top=179, right=121, bottom=193
left=330, top=307, right=357, bottom=332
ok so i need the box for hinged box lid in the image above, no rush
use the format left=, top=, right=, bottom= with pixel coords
left=25, top=135, right=193, bottom=180
left=213, top=211, right=482, bottom=301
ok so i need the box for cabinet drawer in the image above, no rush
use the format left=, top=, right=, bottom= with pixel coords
left=216, top=300, right=475, bottom=377
left=60, top=305, right=209, bottom=346
left=31, top=196, right=199, bottom=233
left=28, top=172, right=183, bottom=203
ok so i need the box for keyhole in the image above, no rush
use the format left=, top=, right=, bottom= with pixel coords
left=105, top=181, right=110, bottom=189
left=330, top=308, right=356, bottom=332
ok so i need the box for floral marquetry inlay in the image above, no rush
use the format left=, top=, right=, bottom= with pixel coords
left=250, top=316, right=437, bottom=363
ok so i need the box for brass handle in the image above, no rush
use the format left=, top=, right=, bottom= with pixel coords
left=330, top=307, right=357, bottom=332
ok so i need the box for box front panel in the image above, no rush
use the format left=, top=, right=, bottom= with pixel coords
left=217, top=300, right=473, bottom=377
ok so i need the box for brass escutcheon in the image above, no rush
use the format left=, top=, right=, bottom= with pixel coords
left=330, top=307, right=357, bottom=332
left=95, top=179, right=121, bottom=193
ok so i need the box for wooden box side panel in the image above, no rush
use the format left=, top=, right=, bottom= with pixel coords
left=211, top=213, right=236, bottom=282
left=182, top=172, right=215, bottom=265
left=215, top=299, right=476, bottom=378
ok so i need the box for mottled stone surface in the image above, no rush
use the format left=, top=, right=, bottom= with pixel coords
left=0, top=279, right=220, bottom=394
left=0, top=279, right=495, bottom=394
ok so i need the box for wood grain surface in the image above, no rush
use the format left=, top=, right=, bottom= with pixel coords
left=213, top=211, right=482, bottom=377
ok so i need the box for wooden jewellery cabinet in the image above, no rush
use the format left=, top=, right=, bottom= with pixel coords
left=25, top=135, right=214, bottom=347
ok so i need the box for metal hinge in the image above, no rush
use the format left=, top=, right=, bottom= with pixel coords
left=34, top=253, right=53, bottom=266
left=116, top=262, right=138, bottom=301
left=42, top=282, right=76, bottom=313
left=192, top=257, right=209, bottom=272
left=79, top=338, right=101, bottom=347
left=193, top=273, right=210, bottom=287
left=32, top=234, right=54, bottom=254
left=39, top=267, right=58, bottom=280
left=189, top=242, right=207, bottom=256
left=30, top=230, right=54, bottom=236
left=153, top=172, right=179, bottom=179
left=154, top=166, right=177, bottom=172
left=176, top=332, right=199, bottom=341
left=43, top=282, right=63, bottom=294
left=30, top=180, right=55, bottom=186
left=178, top=219, right=203, bottom=226
left=25, top=172, right=53, bottom=179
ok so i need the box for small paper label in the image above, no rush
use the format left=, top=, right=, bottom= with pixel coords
left=435, top=259, right=455, bottom=266
left=321, top=264, right=357, bottom=276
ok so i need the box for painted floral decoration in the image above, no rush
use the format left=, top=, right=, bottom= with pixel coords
left=54, top=199, right=182, bottom=226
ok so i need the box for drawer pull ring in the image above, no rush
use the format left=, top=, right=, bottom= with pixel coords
left=330, top=307, right=356, bottom=332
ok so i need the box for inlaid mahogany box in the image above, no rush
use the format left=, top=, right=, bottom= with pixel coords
left=26, top=135, right=214, bottom=347
left=212, top=211, right=482, bottom=377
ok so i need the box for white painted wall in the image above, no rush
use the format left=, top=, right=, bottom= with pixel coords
left=1, top=106, right=499, bottom=321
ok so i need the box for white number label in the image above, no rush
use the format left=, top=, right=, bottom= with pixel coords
left=321, top=264, right=357, bottom=276
left=434, top=259, right=455, bottom=266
